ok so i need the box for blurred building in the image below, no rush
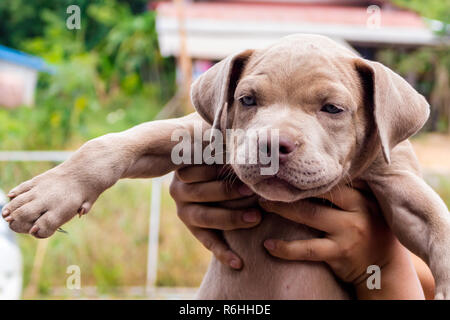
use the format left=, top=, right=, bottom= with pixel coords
left=153, top=0, right=447, bottom=77
left=0, top=46, right=53, bottom=109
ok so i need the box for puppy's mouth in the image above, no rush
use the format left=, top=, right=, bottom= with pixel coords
left=253, top=173, right=342, bottom=202
left=260, top=176, right=302, bottom=191
left=258, top=174, right=331, bottom=192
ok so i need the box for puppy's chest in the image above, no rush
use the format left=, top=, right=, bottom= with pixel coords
left=218, top=213, right=349, bottom=299
left=223, top=212, right=322, bottom=264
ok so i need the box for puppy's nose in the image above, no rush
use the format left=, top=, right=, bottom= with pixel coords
left=259, top=134, right=297, bottom=163
left=278, top=136, right=296, bottom=163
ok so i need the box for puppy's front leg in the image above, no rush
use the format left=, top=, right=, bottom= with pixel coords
left=2, top=112, right=205, bottom=238
left=365, top=165, right=450, bottom=299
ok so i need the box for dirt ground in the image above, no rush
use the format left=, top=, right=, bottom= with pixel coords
left=411, top=133, right=450, bottom=174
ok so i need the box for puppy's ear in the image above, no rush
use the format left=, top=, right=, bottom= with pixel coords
left=355, top=59, right=430, bottom=164
left=190, top=49, right=254, bottom=132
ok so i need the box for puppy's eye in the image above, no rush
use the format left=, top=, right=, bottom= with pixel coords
left=239, top=95, right=256, bottom=107
left=321, top=104, right=343, bottom=114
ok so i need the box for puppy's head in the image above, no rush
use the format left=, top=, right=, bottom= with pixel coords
left=191, top=34, right=429, bottom=202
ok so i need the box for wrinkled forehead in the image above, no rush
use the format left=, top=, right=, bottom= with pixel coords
left=246, top=40, right=351, bottom=77
left=240, top=41, right=361, bottom=100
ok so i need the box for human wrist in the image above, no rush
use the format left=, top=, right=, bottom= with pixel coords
left=355, top=240, right=424, bottom=300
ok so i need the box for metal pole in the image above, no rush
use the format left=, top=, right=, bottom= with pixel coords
left=146, top=177, right=162, bottom=295
left=0, top=151, right=72, bottom=162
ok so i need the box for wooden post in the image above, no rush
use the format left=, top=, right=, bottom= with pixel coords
left=24, top=238, right=49, bottom=298
left=174, top=0, right=194, bottom=114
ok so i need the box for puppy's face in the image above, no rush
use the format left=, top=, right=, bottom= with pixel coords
left=191, top=34, right=429, bottom=203
left=230, top=47, right=364, bottom=202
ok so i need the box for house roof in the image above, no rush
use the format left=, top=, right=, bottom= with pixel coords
left=0, top=45, right=54, bottom=73
left=158, top=1, right=425, bottom=28
left=155, top=1, right=445, bottom=60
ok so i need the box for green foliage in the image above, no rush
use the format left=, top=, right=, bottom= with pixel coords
left=379, top=0, right=450, bottom=132
left=0, top=0, right=175, bottom=149
left=392, top=0, right=450, bottom=24
left=0, top=0, right=150, bottom=49
left=377, top=47, right=450, bottom=131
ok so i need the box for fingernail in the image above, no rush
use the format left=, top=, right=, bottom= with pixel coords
left=2, top=209, right=9, bottom=217
left=7, top=191, right=15, bottom=198
left=229, top=259, right=241, bottom=269
left=264, top=240, right=275, bottom=250
left=30, top=225, right=39, bottom=235
left=4, top=216, right=13, bottom=223
left=243, top=211, right=259, bottom=223
left=238, top=185, right=254, bottom=196
left=78, top=207, right=86, bottom=218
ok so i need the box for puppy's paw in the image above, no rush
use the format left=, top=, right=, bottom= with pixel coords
left=1, top=168, right=95, bottom=238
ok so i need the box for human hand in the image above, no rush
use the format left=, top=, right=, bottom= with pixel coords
left=259, top=185, right=424, bottom=299
left=170, top=165, right=261, bottom=270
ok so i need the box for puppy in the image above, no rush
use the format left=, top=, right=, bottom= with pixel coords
left=2, top=34, right=450, bottom=299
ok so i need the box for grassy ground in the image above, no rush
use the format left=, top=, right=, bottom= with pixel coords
left=411, top=133, right=450, bottom=208
left=411, top=133, right=450, bottom=175
left=0, top=133, right=449, bottom=299
left=0, top=164, right=210, bottom=298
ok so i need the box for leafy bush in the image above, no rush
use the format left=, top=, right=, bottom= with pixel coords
left=0, top=0, right=175, bottom=150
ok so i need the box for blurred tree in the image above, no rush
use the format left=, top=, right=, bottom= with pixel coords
left=0, top=0, right=150, bottom=49
left=393, top=0, right=449, bottom=25
left=380, top=0, right=450, bottom=132
left=0, top=0, right=175, bottom=149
